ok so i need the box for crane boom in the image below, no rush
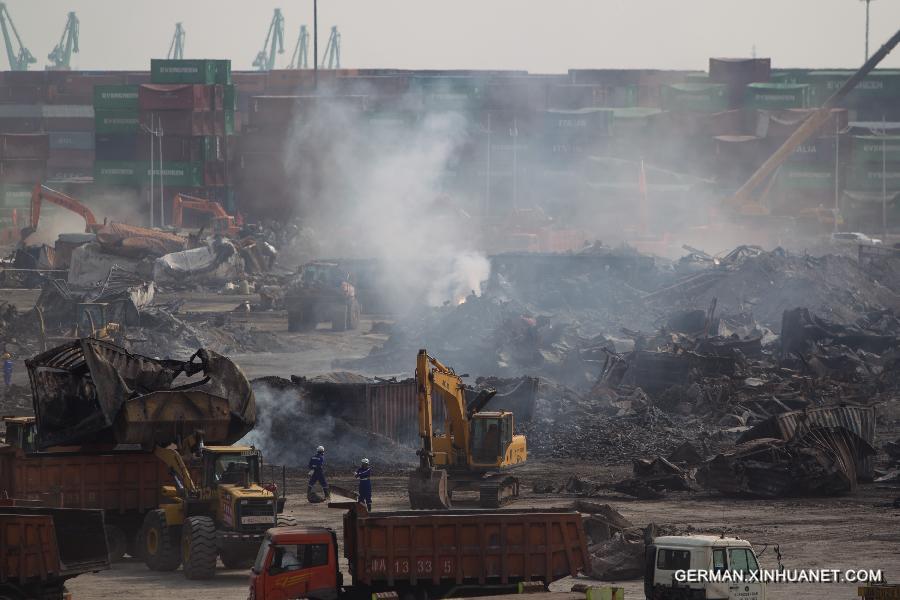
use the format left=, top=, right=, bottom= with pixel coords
left=320, top=26, right=341, bottom=69
left=167, top=22, right=185, bottom=60
left=730, top=27, right=900, bottom=212
left=288, top=25, right=309, bottom=69
left=252, top=8, right=284, bottom=71
left=0, top=2, right=36, bottom=71
left=47, top=11, right=79, bottom=70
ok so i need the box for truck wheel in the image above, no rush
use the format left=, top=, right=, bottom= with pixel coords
left=276, top=515, right=298, bottom=526
left=141, top=510, right=181, bottom=571
left=105, top=524, right=127, bottom=562
left=181, top=516, right=218, bottom=580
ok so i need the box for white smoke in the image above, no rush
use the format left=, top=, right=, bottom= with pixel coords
left=282, top=90, right=491, bottom=310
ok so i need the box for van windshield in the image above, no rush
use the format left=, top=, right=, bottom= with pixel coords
left=252, top=537, right=272, bottom=574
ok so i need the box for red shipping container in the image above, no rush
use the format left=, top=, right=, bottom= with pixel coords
left=141, top=110, right=211, bottom=136
left=0, top=134, right=50, bottom=159
left=202, top=161, right=228, bottom=187
left=0, top=159, right=47, bottom=184
left=232, top=71, right=268, bottom=94
left=43, top=117, right=95, bottom=132
left=212, top=85, right=225, bottom=110
left=125, top=72, right=152, bottom=85
left=140, top=84, right=212, bottom=111
left=3, top=71, right=46, bottom=85
left=60, top=74, right=126, bottom=97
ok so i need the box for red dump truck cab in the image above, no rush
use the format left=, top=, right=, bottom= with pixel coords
left=250, top=505, right=587, bottom=600
left=250, top=526, right=342, bottom=600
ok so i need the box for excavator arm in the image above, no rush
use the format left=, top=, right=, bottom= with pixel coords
left=154, top=445, right=199, bottom=496
left=29, top=184, right=99, bottom=235
left=415, top=349, right=471, bottom=467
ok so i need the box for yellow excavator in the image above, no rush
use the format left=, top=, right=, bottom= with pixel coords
left=408, top=349, right=528, bottom=509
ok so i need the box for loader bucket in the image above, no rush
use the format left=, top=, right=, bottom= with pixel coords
left=408, top=469, right=451, bottom=509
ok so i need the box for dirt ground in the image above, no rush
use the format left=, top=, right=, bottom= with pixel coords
left=3, top=287, right=899, bottom=599
left=67, top=465, right=900, bottom=600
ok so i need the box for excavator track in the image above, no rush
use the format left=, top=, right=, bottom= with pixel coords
left=479, top=475, right=520, bottom=508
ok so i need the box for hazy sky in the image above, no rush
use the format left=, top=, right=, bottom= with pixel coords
left=6, top=1, right=900, bottom=73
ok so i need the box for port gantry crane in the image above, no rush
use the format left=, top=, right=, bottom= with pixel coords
left=167, top=22, right=185, bottom=60
left=288, top=24, right=309, bottom=69
left=47, top=11, right=79, bottom=70
left=0, top=2, right=36, bottom=70
left=252, top=8, right=284, bottom=71
left=320, top=25, right=341, bottom=69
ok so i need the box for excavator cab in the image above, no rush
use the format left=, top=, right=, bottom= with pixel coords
left=470, top=413, right=514, bottom=465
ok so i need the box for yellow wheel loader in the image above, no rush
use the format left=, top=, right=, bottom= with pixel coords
left=408, top=349, right=528, bottom=509
left=141, top=437, right=296, bottom=580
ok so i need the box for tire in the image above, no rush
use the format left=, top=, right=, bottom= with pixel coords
left=141, top=510, right=181, bottom=571
left=348, top=299, right=360, bottom=330
left=181, top=516, right=218, bottom=580
left=105, top=524, right=127, bottom=562
left=276, top=515, right=298, bottom=527
left=332, top=305, right=348, bottom=331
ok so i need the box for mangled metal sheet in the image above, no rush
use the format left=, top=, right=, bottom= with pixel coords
left=27, top=339, right=255, bottom=449
left=738, top=406, right=876, bottom=479
left=698, top=425, right=875, bottom=498
left=153, top=238, right=243, bottom=284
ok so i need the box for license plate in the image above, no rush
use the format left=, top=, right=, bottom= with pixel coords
left=241, top=516, right=275, bottom=525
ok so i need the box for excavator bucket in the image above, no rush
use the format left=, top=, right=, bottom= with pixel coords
left=408, top=469, right=451, bottom=510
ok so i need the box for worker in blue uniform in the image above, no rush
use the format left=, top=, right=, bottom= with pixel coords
left=307, top=445, right=329, bottom=499
left=355, top=458, right=372, bottom=511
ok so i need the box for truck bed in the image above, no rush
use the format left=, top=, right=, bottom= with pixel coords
left=343, top=506, right=588, bottom=588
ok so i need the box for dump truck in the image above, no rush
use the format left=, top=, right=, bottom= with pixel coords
left=0, top=500, right=109, bottom=600
left=285, top=261, right=361, bottom=332
left=644, top=535, right=766, bottom=600
left=249, top=502, right=588, bottom=600
left=17, top=338, right=293, bottom=579
left=0, top=432, right=189, bottom=562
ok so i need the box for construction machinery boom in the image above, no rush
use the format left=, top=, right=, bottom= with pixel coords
left=288, top=24, right=309, bottom=69
left=253, top=8, right=284, bottom=71
left=28, top=183, right=100, bottom=236
left=320, top=25, right=341, bottom=69
left=729, top=27, right=900, bottom=214
left=167, top=22, right=185, bottom=60
left=47, top=11, right=79, bottom=70
left=171, top=193, right=240, bottom=236
left=0, top=2, right=35, bottom=71
left=408, top=349, right=527, bottom=509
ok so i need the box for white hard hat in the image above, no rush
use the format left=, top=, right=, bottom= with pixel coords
left=361, top=458, right=369, bottom=465
left=317, top=445, right=325, bottom=453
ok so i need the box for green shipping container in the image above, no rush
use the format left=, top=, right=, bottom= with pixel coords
left=661, top=83, right=728, bottom=113
left=225, top=110, right=235, bottom=135
left=93, top=85, right=139, bottom=110
left=215, top=59, right=232, bottom=84
left=777, top=165, right=834, bottom=190
left=770, top=69, right=810, bottom=85
left=94, top=109, right=140, bottom=134
left=223, top=84, right=237, bottom=110
left=745, top=83, right=808, bottom=109
left=0, top=184, right=32, bottom=208
left=94, top=161, right=142, bottom=186
left=803, top=70, right=900, bottom=106
left=846, top=163, right=900, bottom=192
left=95, top=161, right=203, bottom=187
left=150, top=59, right=217, bottom=84
left=851, top=136, right=900, bottom=165
left=150, top=162, right=204, bottom=187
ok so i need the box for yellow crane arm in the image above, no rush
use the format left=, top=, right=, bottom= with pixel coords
left=415, top=349, right=470, bottom=466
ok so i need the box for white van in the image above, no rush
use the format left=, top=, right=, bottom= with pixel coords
left=644, top=535, right=765, bottom=600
